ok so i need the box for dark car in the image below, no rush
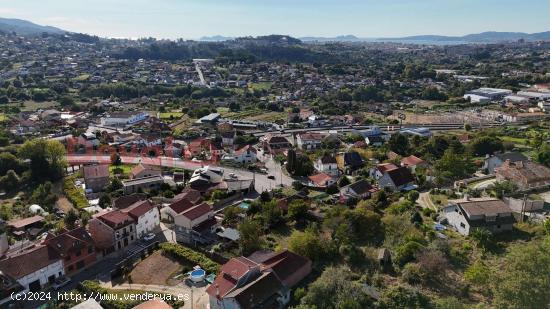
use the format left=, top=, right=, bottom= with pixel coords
left=267, top=175, right=275, bottom=180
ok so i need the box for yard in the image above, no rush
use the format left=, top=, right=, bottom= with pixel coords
left=110, top=164, right=135, bottom=178
left=128, top=250, right=185, bottom=286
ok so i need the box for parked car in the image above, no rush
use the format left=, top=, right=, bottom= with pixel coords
left=259, top=168, right=268, bottom=174
left=142, top=232, right=155, bottom=241
left=53, top=276, right=71, bottom=290
left=268, top=175, right=275, bottom=180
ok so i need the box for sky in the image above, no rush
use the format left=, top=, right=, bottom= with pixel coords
left=0, top=0, right=549, bottom=39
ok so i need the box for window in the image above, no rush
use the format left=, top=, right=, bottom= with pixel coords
left=460, top=222, right=466, bottom=228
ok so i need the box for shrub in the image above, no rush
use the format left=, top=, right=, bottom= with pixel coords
left=63, top=175, right=88, bottom=208
left=160, top=243, right=220, bottom=274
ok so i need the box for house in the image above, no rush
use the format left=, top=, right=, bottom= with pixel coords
left=130, top=163, right=162, bottom=179
left=370, top=163, right=399, bottom=180
left=42, top=227, right=96, bottom=275
left=400, top=155, right=427, bottom=173
left=308, top=173, right=336, bottom=188
left=206, top=249, right=310, bottom=309
left=340, top=179, right=377, bottom=201
left=443, top=199, right=515, bottom=236
left=378, top=166, right=416, bottom=191
left=337, top=152, right=364, bottom=175
left=232, top=145, right=258, bottom=164
left=495, top=160, right=550, bottom=190
left=356, top=126, right=389, bottom=142
left=0, top=244, right=64, bottom=292
left=0, top=271, right=23, bottom=306
left=314, top=154, right=339, bottom=176
left=296, top=133, right=325, bottom=150
left=120, top=200, right=160, bottom=238
left=7, top=215, right=45, bottom=239
left=100, top=111, right=149, bottom=127
left=221, top=131, right=236, bottom=147
left=82, top=164, right=110, bottom=193
left=248, top=249, right=312, bottom=288
left=173, top=202, right=217, bottom=245
left=88, top=210, right=137, bottom=255
left=483, top=152, right=528, bottom=174
left=365, top=135, right=385, bottom=146
left=122, top=175, right=165, bottom=195
left=263, top=134, right=291, bottom=154
left=400, top=127, right=432, bottom=138
left=189, top=166, right=224, bottom=192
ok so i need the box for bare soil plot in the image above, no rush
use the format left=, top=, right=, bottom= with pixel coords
left=129, top=250, right=184, bottom=286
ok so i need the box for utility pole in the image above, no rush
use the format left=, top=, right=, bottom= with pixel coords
left=520, top=194, right=527, bottom=223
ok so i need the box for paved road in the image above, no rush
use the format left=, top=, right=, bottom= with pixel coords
left=66, top=154, right=293, bottom=192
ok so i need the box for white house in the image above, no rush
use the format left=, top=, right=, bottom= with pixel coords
left=121, top=200, right=160, bottom=238
left=232, top=145, right=257, bottom=164
left=0, top=245, right=64, bottom=292
left=443, top=199, right=515, bottom=236
left=314, top=154, right=339, bottom=176
left=296, top=133, right=325, bottom=150
left=100, top=111, right=149, bottom=127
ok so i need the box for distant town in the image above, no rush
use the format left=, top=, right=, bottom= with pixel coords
left=0, top=23, right=549, bottom=309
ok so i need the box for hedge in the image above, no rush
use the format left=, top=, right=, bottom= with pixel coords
left=63, top=174, right=89, bottom=209
left=160, top=242, right=220, bottom=274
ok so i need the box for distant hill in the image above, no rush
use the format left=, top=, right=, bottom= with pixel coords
left=0, top=17, right=66, bottom=35
left=381, top=31, right=550, bottom=43
left=300, top=35, right=361, bottom=42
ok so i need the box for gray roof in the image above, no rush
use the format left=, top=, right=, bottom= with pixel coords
left=494, top=152, right=528, bottom=162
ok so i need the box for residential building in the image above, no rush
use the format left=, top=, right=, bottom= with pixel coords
left=400, top=155, right=427, bottom=173
left=43, top=227, right=96, bottom=275
left=120, top=200, right=160, bottom=238
left=308, top=173, right=336, bottom=188
left=122, top=175, right=165, bottom=195
left=100, top=111, right=149, bottom=127
left=336, top=152, right=364, bottom=175
left=365, top=135, right=386, bottom=146
left=88, top=210, right=137, bottom=255
left=232, top=145, right=258, bottom=164
left=296, top=133, right=325, bottom=150
left=221, top=131, right=236, bottom=147
left=370, top=163, right=398, bottom=180
left=443, top=199, right=515, bottom=236
left=378, top=166, right=416, bottom=191
left=262, top=134, right=291, bottom=154
left=0, top=244, right=64, bottom=292
left=172, top=202, right=217, bottom=245
left=340, top=179, right=377, bottom=201
left=495, top=160, right=550, bottom=190
left=484, top=152, right=527, bottom=174
left=7, top=215, right=45, bottom=239
left=314, top=154, right=339, bottom=176
left=82, top=164, right=110, bottom=193
left=130, top=163, right=162, bottom=180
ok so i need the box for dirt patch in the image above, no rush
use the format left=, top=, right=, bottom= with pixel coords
left=56, top=197, right=76, bottom=213
left=129, top=250, right=184, bottom=286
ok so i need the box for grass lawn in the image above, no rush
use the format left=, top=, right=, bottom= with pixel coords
left=0, top=113, right=7, bottom=122
left=5, top=100, right=59, bottom=111
left=110, top=164, right=135, bottom=177
left=248, top=82, right=273, bottom=91
left=72, top=74, right=90, bottom=81
left=159, top=112, right=184, bottom=120
left=501, top=136, right=529, bottom=145
left=430, top=194, right=448, bottom=208
left=218, top=107, right=285, bottom=122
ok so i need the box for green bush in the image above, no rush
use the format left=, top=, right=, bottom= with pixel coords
left=160, top=243, right=220, bottom=274
left=63, top=175, right=88, bottom=208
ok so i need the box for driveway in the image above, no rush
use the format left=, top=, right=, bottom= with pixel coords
left=470, top=177, right=497, bottom=190
left=418, top=192, right=438, bottom=211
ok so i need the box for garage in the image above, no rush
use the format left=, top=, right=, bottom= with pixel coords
left=28, top=280, right=41, bottom=292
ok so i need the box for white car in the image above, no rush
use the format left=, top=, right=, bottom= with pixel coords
left=228, top=173, right=237, bottom=179
left=142, top=233, right=155, bottom=241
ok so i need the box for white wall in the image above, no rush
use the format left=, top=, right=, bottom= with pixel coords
left=17, top=260, right=64, bottom=292
left=135, top=208, right=160, bottom=237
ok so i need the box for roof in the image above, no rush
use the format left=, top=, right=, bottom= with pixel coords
left=248, top=249, right=311, bottom=288
left=97, top=210, right=134, bottom=229
left=169, top=198, right=195, bottom=214
left=298, top=132, right=325, bottom=141
left=121, top=200, right=155, bottom=220
left=122, top=175, right=164, bottom=186
left=172, top=189, right=202, bottom=205
left=345, top=179, right=374, bottom=195
left=377, top=163, right=398, bottom=173
left=181, top=202, right=212, bottom=220
left=0, top=245, right=60, bottom=279
left=319, top=154, right=336, bottom=164
left=225, top=271, right=285, bottom=309
left=308, top=173, right=333, bottom=186
left=457, top=199, right=511, bottom=217
left=83, top=164, right=109, bottom=179
left=401, top=155, right=425, bottom=167
left=493, top=152, right=528, bottom=163
left=343, top=152, right=363, bottom=167
left=8, top=215, right=44, bottom=229
left=44, top=226, right=94, bottom=257
left=131, top=163, right=161, bottom=177
left=386, top=166, right=415, bottom=187
left=114, top=193, right=148, bottom=209
left=205, top=257, right=259, bottom=298
left=235, top=145, right=257, bottom=156
left=496, top=160, right=550, bottom=183
left=266, top=135, right=290, bottom=144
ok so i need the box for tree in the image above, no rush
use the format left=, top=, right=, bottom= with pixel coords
left=18, top=139, right=66, bottom=181
left=288, top=228, right=323, bottom=261
left=64, top=210, right=79, bottom=229
left=110, top=153, right=122, bottom=166
left=98, top=194, right=111, bottom=208
left=469, top=136, right=504, bottom=156
left=238, top=219, right=263, bottom=255
left=379, top=285, right=429, bottom=309
left=287, top=200, right=309, bottom=225
left=260, top=201, right=282, bottom=228
left=0, top=170, right=19, bottom=192
left=388, top=133, right=410, bottom=156
left=535, top=144, right=550, bottom=167
left=0, top=152, right=21, bottom=176
left=470, top=228, right=493, bottom=251
left=300, top=266, right=373, bottom=308
left=491, top=237, right=550, bottom=308
left=407, top=190, right=420, bottom=203
left=31, top=182, right=57, bottom=211
left=434, top=149, right=475, bottom=185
